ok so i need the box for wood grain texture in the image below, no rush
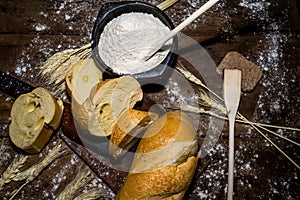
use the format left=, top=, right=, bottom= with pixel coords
left=0, top=0, right=299, bottom=199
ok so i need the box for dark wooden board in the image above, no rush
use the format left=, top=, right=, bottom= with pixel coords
left=0, top=0, right=299, bottom=199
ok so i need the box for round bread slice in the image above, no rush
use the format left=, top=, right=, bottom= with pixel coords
left=116, top=111, right=199, bottom=200
left=109, top=108, right=158, bottom=158
left=66, top=58, right=103, bottom=125
left=9, top=87, right=63, bottom=153
left=76, top=76, right=143, bottom=137
left=65, top=58, right=102, bottom=104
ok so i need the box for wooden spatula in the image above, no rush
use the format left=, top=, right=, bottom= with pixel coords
left=144, top=0, right=220, bottom=60
left=223, top=69, right=242, bottom=200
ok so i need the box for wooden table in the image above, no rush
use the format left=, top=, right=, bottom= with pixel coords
left=0, top=0, right=299, bottom=199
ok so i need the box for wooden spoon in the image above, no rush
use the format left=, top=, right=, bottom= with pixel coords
left=223, top=69, right=242, bottom=200
left=144, top=0, right=220, bottom=60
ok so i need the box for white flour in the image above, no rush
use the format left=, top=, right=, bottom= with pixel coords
left=97, top=12, right=172, bottom=74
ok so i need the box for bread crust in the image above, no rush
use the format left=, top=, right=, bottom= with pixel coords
left=9, top=87, right=63, bottom=153
left=109, top=108, right=158, bottom=158
left=117, top=156, right=197, bottom=200
left=136, top=111, right=196, bottom=153
left=116, top=111, right=198, bottom=199
left=75, top=76, right=143, bottom=136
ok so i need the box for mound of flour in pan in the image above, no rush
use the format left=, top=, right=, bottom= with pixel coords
left=97, top=12, right=172, bottom=74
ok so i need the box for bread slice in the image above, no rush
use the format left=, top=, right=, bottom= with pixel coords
left=9, top=87, right=63, bottom=153
left=65, top=58, right=103, bottom=130
left=76, top=76, right=143, bottom=137
left=109, top=108, right=158, bottom=158
left=116, top=111, right=199, bottom=199
left=65, top=58, right=102, bottom=104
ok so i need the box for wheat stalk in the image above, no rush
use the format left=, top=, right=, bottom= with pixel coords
left=13, top=143, right=67, bottom=182
left=175, top=63, right=207, bottom=88
left=56, top=166, right=92, bottom=200
left=180, top=103, right=300, bottom=148
left=9, top=143, right=68, bottom=200
left=176, top=62, right=300, bottom=170
left=157, top=0, right=179, bottom=10
left=39, top=43, right=92, bottom=96
left=39, top=43, right=91, bottom=77
left=182, top=103, right=300, bottom=133
left=198, top=89, right=227, bottom=114
left=0, top=155, right=28, bottom=190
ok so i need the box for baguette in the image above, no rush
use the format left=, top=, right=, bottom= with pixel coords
left=109, top=108, right=158, bottom=158
left=116, top=110, right=199, bottom=200
left=75, top=76, right=143, bottom=136
left=9, top=87, right=63, bottom=153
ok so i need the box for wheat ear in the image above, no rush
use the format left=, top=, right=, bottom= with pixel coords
left=176, top=61, right=300, bottom=170
left=157, top=0, right=179, bottom=10
left=0, top=155, right=28, bottom=190
left=56, top=166, right=92, bottom=200
left=12, top=143, right=67, bottom=182
left=9, top=144, right=67, bottom=200
left=38, top=43, right=92, bottom=96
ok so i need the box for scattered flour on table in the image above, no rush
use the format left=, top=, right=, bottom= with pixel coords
left=34, top=23, right=48, bottom=32
left=239, top=0, right=271, bottom=21
left=168, top=0, right=229, bottom=31
left=0, top=138, right=11, bottom=167
left=45, top=153, right=78, bottom=199
left=252, top=22, right=298, bottom=127
left=237, top=1, right=299, bottom=127
left=163, top=78, right=199, bottom=107
left=98, top=12, right=171, bottom=74
left=15, top=0, right=94, bottom=78
left=5, top=96, right=12, bottom=102
left=6, top=0, right=299, bottom=199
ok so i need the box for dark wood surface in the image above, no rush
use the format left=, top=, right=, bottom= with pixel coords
left=0, top=0, right=299, bottom=199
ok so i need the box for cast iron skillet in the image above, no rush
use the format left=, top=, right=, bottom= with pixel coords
left=91, top=1, right=178, bottom=85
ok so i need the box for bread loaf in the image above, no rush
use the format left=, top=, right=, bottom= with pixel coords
left=116, top=110, right=199, bottom=200
left=76, top=76, right=143, bottom=136
left=109, top=108, right=158, bottom=158
left=9, top=87, right=63, bottom=153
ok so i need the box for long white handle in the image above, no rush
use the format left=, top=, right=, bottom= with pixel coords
left=224, top=69, right=242, bottom=200
left=227, top=112, right=235, bottom=200
left=144, top=0, right=220, bottom=60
